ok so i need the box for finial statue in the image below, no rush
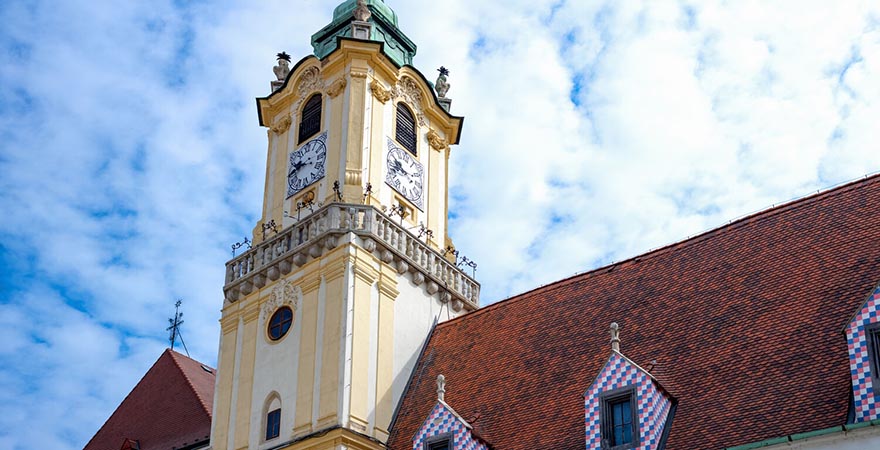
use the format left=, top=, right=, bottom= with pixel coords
left=273, top=52, right=292, bottom=81
left=437, top=374, right=446, bottom=402
left=610, top=322, right=621, bottom=352
left=354, top=0, right=372, bottom=22
left=435, top=66, right=451, bottom=98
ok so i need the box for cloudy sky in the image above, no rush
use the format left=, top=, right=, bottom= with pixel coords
left=1, top=0, right=879, bottom=448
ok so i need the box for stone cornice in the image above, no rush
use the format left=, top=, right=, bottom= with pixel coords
left=224, top=204, right=480, bottom=310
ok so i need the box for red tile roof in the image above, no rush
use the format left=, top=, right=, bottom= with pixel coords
left=85, top=349, right=215, bottom=450
left=388, top=174, right=880, bottom=450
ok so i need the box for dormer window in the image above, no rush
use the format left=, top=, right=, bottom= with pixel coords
left=845, top=284, right=880, bottom=423
left=867, top=323, right=880, bottom=378
left=425, top=435, right=451, bottom=450
left=299, top=94, right=322, bottom=144
left=601, top=388, right=638, bottom=449
left=396, top=102, right=417, bottom=155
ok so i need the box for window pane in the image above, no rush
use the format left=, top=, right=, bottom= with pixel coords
left=269, top=307, right=293, bottom=340
left=609, top=397, right=634, bottom=445
left=621, top=400, right=632, bottom=425
left=266, top=409, right=281, bottom=440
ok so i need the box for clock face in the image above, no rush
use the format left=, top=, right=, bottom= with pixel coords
left=287, top=132, right=327, bottom=197
left=385, top=138, right=424, bottom=209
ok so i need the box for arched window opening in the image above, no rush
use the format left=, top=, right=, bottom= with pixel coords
left=299, top=94, right=322, bottom=144
left=264, top=394, right=282, bottom=441
left=396, top=103, right=417, bottom=155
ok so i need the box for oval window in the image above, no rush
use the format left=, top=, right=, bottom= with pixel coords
left=268, top=307, right=293, bottom=341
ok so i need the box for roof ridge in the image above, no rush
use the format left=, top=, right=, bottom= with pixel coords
left=439, top=172, right=880, bottom=328
left=167, top=349, right=214, bottom=417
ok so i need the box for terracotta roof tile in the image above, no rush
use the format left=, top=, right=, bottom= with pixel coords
left=388, top=174, right=880, bottom=450
left=85, top=349, right=215, bottom=450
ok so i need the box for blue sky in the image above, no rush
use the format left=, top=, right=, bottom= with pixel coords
left=2, top=0, right=880, bottom=448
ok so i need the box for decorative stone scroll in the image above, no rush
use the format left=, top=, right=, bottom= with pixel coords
left=370, top=81, right=392, bottom=103
left=392, top=76, right=427, bottom=126
left=426, top=129, right=448, bottom=151
left=271, top=114, right=292, bottom=134
left=326, top=78, right=347, bottom=98
left=260, top=278, right=302, bottom=323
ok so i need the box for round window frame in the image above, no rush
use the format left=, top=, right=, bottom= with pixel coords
left=267, top=306, right=294, bottom=342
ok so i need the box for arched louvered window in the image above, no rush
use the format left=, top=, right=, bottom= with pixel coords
left=298, top=94, right=322, bottom=144
left=396, top=103, right=417, bottom=155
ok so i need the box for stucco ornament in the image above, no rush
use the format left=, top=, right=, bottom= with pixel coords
left=426, top=129, right=448, bottom=151
left=435, top=66, right=450, bottom=98
left=296, top=66, right=324, bottom=99
left=392, top=76, right=427, bottom=126
left=261, top=278, right=302, bottom=322
left=353, top=0, right=372, bottom=21
left=370, top=81, right=392, bottom=103
left=271, top=114, right=292, bottom=134
left=326, top=77, right=347, bottom=98
left=273, top=52, right=291, bottom=81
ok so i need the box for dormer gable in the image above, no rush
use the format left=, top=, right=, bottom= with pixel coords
left=412, top=401, right=490, bottom=450
left=845, top=283, right=880, bottom=423
left=585, top=326, right=676, bottom=450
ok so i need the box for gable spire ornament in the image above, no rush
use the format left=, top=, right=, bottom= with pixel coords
left=610, top=322, right=621, bottom=352
left=437, top=374, right=446, bottom=402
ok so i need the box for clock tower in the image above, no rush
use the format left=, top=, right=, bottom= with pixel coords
left=209, top=1, right=479, bottom=449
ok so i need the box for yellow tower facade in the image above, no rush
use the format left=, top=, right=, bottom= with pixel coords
left=209, top=2, right=480, bottom=449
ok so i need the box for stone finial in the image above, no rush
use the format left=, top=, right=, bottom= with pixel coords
left=437, top=374, right=446, bottom=402
left=274, top=52, right=291, bottom=81
left=354, top=0, right=372, bottom=21
left=272, top=52, right=291, bottom=92
left=610, top=322, right=621, bottom=352
left=435, top=66, right=451, bottom=98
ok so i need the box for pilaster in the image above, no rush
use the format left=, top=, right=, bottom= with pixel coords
left=233, top=302, right=261, bottom=449
left=294, top=272, right=322, bottom=436
left=348, top=255, right=379, bottom=434
left=344, top=67, right=369, bottom=203
left=317, top=260, right=347, bottom=428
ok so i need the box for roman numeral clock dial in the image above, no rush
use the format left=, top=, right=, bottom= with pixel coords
left=287, top=132, right=327, bottom=197
left=385, top=138, right=424, bottom=209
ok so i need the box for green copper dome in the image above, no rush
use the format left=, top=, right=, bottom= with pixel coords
left=311, top=0, right=417, bottom=67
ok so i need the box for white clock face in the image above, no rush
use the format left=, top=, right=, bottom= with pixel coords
left=385, top=138, right=424, bottom=209
left=287, top=132, right=327, bottom=197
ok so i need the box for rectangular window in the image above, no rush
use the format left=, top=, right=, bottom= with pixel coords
left=601, top=387, right=639, bottom=449
left=424, top=433, right=452, bottom=450
left=266, top=408, right=281, bottom=441
left=427, top=440, right=450, bottom=450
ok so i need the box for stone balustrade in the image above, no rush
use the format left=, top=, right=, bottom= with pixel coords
left=224, top=203, right=480, bottom=310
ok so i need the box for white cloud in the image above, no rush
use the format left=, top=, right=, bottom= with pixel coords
left=1, top=0, right=880, bottom=448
